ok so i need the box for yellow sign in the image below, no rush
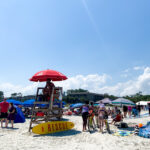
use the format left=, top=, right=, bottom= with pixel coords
left=32, top=121, right=74, bottom=134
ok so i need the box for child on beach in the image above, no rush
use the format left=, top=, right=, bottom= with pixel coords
left=111, top=110, right=123, bottom=125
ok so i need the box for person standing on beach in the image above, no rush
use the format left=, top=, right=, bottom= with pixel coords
left=123, top=105, right=128, bottom=118
left=148, top=103, right=150, bottom=116
left=98, top=101, right=105, bottom=133
left=137, top=105, right=141, bottom=117
left=7, top=103, right=16, bottom=128
left=81, top=101, right=89, bottom=132
left=0, top=98, right=9, bottom=128
left=128, top=106, right=132, bottom=118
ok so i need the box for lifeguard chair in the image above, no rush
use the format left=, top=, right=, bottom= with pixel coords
left=29, top=86, right=63, bottom=132
left=29, top=69, right=67, bottom=132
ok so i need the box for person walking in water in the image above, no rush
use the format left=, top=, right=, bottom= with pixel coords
left=81, top=101, right=89, bottom=132
left=0, top=98, right=9, bottom=128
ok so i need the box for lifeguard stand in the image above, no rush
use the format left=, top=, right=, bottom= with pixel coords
left=29, top=87, right=63, bottom=132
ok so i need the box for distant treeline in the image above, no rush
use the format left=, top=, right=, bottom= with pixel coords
left=63, top=89, right=150, bottom=104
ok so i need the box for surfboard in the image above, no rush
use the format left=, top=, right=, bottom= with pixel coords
left=32, top=121, right=74, bottom=134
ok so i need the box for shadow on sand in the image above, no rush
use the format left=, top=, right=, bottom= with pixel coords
left=5, top=127, right=19, bottom=130
left=117, top=127, right=135, bottom=131
left=33, top=129, right=81, bottom=137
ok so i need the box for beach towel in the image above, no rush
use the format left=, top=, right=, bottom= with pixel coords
left=113, top=130, right=133, bottom=137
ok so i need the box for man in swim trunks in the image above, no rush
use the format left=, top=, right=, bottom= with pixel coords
left=0, top=98, right=9, bottom=127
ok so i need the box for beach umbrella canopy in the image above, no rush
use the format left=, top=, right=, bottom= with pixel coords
left=112, top=98, right=135, bottom=106
left=30, top=69, right=67, bottom=82
left=96, top=98, right=112, bottom=104
left=6, top=99, right=22, bottom=105
left=70, top=103, right=84, bottom=108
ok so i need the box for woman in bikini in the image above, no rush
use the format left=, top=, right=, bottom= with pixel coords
left=98, top=101, right=105, bottom=133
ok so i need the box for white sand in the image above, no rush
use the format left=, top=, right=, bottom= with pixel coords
left=0, top=113, right=150, bottom=150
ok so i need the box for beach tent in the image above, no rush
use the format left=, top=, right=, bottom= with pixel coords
left=6, top=99, right=23, bottom=105
left=22, top=99, right=35, bottom=107
left=96, top=98, right=112, bottom=104
left=136, top=101, right=150, bottom=105
left=112, top=98, right=135, bottom=106
left=23, top=99, right=66, bottom=108
left=14, top=106, right=26, bottom=123
left=70, top=103, right=84, bottom=108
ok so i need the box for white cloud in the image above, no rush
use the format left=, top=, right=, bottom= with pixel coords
left=55, top=74, right=111, bottom=93
left=0, top=82, right=40, bottom=97
left=0, top=74, right=111, bottom=97
left=133, top=66, right=145, bottom=71
left=98, top=67, right=150, bottom=96
left=123, top=69, right=130, bottom=73
left=1, top=68, right=150, bottom=97
left=121, top=74, right=129, bottom=78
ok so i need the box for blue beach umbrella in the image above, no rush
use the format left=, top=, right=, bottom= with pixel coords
left=70, top=103, right=84, bottom=108
left=22, top=99, right=35, bottom=107
left=6, top=99, right=22, bottom=105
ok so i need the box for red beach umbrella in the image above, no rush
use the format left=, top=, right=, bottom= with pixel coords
left=30, top=69, right=67, bottom=82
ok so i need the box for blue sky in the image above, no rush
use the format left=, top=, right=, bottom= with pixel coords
left=0, top=0, right=150, bottom=96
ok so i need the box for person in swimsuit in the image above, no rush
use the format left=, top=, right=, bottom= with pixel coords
left=43, top=78, right=55, bottom=101
left=98, top=101, right=105, bottom=133
left=81, top=101, right=89, bottom=132
left=88, top=102, right=95, bottom=129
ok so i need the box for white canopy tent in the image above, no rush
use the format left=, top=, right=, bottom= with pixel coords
left=136, top=101, right=150, bottom=105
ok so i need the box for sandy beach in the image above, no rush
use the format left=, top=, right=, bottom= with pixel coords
left=0, top=112, right=150, bottom=150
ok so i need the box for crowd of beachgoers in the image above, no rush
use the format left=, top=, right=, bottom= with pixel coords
left=0, top=98, right=150, bottom=150
left=64, top=101, right=150, bottom=134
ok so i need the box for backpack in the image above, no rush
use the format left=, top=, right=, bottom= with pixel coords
left=118, top=122, right=128, bottom=128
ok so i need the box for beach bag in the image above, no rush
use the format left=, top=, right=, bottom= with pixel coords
left=118, top=122, right=128, bottom=128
